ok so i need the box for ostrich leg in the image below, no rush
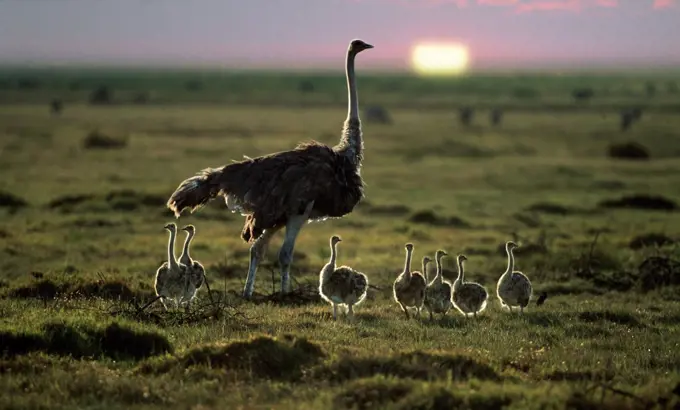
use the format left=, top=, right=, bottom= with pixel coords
left=243, top=226, right=281, bottom=299
left=278, top=201, right=315, bottom=294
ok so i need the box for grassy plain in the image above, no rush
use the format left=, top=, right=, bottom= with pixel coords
left=1, top=68, right=680, bottom=409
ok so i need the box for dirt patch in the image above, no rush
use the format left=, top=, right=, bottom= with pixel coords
left=408, top=210, right=470, bottom=228
left=317, top=350, right=500, bottom=383
left=598, top=194, right=676, bottom=211
left=0, top=190, right=28, bottom=210
left=629, top=233, right=675, bottom=250
left=139, top=334, right=324, bottom=381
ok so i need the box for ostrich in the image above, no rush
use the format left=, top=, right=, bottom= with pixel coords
left=423, top=250, right=454, bottom=320
left=393, top=243, right=427, bottom=319
left=496, top=241, right=533, bottom=314
left=155, top=223, right=189, bottom=310
left=318, top=235, right=368, bottom=321
left=166, top=39, right=374, bottom=299
left=178, top=224, right=206, bottom=308
left=452, top=254, right=488, bottom=317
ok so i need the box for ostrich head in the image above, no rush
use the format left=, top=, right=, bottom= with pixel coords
left=423, top=256, right=432, bottom=264
left=506, top=241, right=518, bottom=251
left=405, top=243, right=414, bottom=252
left=331, top=235, right=342, bottom=245
left=436, top=249, right=448, bottom=259
left=458, top=254, right=467, bottom=264
left=349, top=39, right=374, bottom=55
left=181, top=224, right=196, bottom=234
left=164, top=222, right=176, bottom=231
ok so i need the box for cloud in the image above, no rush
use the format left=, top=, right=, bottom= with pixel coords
left=361, top=0, right=672, bottom=11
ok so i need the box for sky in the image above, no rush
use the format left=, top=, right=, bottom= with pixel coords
left=0, top=0, right=678, bottom=71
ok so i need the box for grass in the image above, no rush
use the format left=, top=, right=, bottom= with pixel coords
left=1, top=68, right=680, bottom=409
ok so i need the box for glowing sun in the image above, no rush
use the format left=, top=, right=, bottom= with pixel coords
left=411, top=42, right=470, bottom=76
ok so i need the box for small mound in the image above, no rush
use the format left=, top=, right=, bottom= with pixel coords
left=318, top=351, right=500, bottom=383
left=361, top=203, right=411, bottom=216
left=629, top=233, right=675, bottom=250
left=105, top=189, right=166, bottom=211
left=637, top=256, right=680, bottom=292
left=578, top=311, right=642, bottom=327
left=0, top=190, right=28, bottom=210
left=598, top=194, right=676, bottom=211
left=83, top=130, right=127, bottom=149
left=100, top=322, right=173, bottom=360
left=70, top=280, right=140, bottom=301
left=333, top=377, right=412, bottom=410
left=47, top=194, right=96, bottom=211
left=399, top=386, right=512, bottom=410
left=608, top=142, right=649, bottom=160
left=524, top=202, right=574, bottom=215
left=0, top=321, right=171, bottom=360
left=9, top=279, right=66, bottom=300
left=140, top=335, right=324, bottom=381
left=408, top=210, right=470, bottom=228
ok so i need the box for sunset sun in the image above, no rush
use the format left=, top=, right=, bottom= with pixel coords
left=411, top=42, right=470, bottom=76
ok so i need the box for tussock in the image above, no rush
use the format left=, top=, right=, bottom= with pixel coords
left=138, top=334, right=324, bottom=381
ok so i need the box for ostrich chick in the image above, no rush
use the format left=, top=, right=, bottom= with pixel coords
left=392, top=243, right=427, bottom=319
left=452, top=255, right=489, bottom=317
left=496, top=241, right=533, bottom=314
left=155, top=223, right=190, bottom=310
left=424, top=250, right=453, bottom=320
left=178, top=224, right=206, bottom=310
left=319, top=235, right=368, bottom=321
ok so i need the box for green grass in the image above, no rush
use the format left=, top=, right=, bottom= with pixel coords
left=1, top=69, right=680, bottom=409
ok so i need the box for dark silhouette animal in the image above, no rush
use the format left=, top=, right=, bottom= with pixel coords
left=166, top=39, right=373, bottom=299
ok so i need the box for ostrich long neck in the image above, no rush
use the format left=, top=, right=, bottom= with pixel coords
left=435, top=255, right=444, bottom=284
left=456, top=259, right=465, bottom=286
left=403, top=248, right=413, bottom=280
left=422, top=259, right=430, bottom=283
left=329, top=241, right=338, bottom=269
left=167, top=229, right=178, bottom=270
left=180, top=231, right=194, bottom=263
left=505, top=246, right=515, bottom=277
left=336, top=50, right=363, bottom=165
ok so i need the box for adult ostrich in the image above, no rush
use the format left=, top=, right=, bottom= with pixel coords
left=166, top=39, right=373, bottom=299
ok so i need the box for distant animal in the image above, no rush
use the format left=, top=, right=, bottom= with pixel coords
left=166, top=39, right=374, bottom=300
left=178, top=224, right=206, bottom=308
left=50, top=99, right=63, bottom=116
left=536, top=291, right=548, bottom=307
left=318, top=235, right=368, bottom=321
left=459, top=106, right=474, bottom=126
left=452, top=254, right=488, bottom=317
left=423, top=250, right=454, bottom=320
left=155, top=223, right=190, bottom=310
left=489, top=108, right=503, bottom=126
left=392, top=243, right=427, bottom=319
left=496, top=241, right=533, bottom=314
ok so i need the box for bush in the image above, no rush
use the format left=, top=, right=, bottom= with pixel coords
left=89, top=85, right=112, bottom=105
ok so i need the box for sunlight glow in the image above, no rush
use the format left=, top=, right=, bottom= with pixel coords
left=411, top=42, right=470, bottom=76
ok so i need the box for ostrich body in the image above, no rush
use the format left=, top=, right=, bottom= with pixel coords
left=166, top=39, right=373, bottom=299
left=318, top=235, right=368, bottom=321
left=392, top=243, right=427, bottom=319
left=496, top=241, right=533, bottom=313
left=154, top=223, right=190, bottom=310
left=452, top=255, right=488, bottom=317
left=424, top=250, right=453, bottom=320
left=178, top=224, right=205, bottom=308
